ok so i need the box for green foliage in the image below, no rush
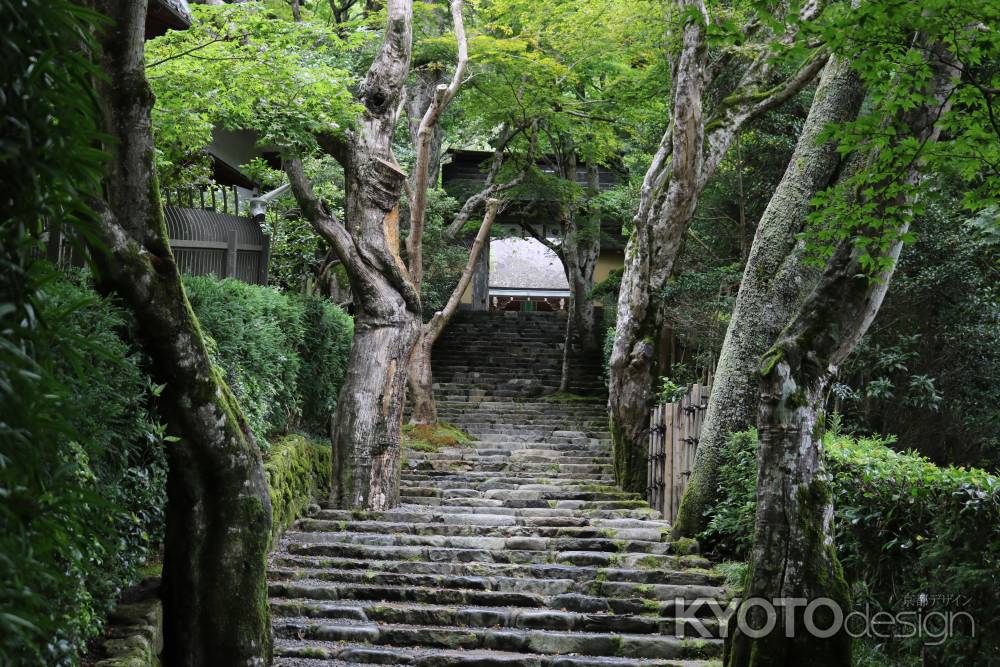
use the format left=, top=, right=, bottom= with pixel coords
left=830, top=185, right=1000, bottom=470
left=1, top=275, right=168, bottom=664
left=702, top=429, right=1000, bottom=664
left=657, top=377, right=689, bottom=404
left=182, top=276, right=353, bottom=442
left=802, top=0, right=1000, bottom=269
left=1, top=1, right=127, bottom=662
left=264, top=434, right=332, bottom=543
left=145, top=3, right=366, bottom=184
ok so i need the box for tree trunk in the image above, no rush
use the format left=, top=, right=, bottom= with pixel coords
left=84, top=2, right=272, bottom=664
left=726, top=41, right=957, bottom=666
left=673, top=56, right=863, bottom=538
left=289, top=0, right=420, bottom=511
left=560, top=162, right=602, bottom=354
left=608, top=2, right=707, bottom=492
left=408, top=199, right=500, bottom=424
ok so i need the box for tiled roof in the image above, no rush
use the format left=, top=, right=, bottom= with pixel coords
left=489, top=238, right=569, bottom=290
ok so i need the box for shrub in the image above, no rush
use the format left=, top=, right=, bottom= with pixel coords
left=182, top=275, right=353, bottom=442
left=701, top=428, right=1000, bottom=665
left=294, top=292, right=353, bottom=434
left=1, top=273, right=352, bottom=663
left=1, top=276, right=168, bottom=664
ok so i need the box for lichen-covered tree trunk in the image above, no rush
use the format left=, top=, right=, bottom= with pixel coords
left=726, top=44, right=956, bottom=666
left=608, top=1, right=707, bottom=492
left=84, top=2, right=272, bottom=664
left=673, top=56, right=863, bottom=538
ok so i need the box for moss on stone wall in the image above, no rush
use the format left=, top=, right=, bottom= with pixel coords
left=264, top=434, right=332, bottom=544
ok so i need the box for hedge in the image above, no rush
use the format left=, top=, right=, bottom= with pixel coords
left=701, top=428, right=1000, bottom=665
left=0, top=273, right=352, bottom=663
left=182, top=275, right=353, bottom=441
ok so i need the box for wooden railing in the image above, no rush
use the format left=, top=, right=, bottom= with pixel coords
left=647, top=381, right=712, bottom=522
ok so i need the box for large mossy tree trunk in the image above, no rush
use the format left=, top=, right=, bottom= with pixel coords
left=288, top=0, right=421, bottom=510
left=673, top=56, right=864, bottom=538
left=607, top=0, right=827, bottom=493
left=84, top=2, right=272, bottom=664
left=725, top=43, right=957, bottom=667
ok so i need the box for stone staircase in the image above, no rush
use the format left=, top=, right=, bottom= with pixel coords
left=269, top=312, right=728, bottom=666
left=431, top=311, right=606, bottom=400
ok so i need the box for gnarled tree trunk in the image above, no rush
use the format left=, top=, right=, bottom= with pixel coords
left=725, top=41, right=957, bottom=666
left=608, top=1, right=707, bottom=491
left=673, top=56, right=863, bottom=538
left=289, top=0, right=421, bottom=511
left=85, top=2, right=272, bottom=664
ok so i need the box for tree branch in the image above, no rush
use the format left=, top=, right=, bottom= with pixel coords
left=407, top=0, right=469, bottom=287
left=426, top=198, right=501, bottom=343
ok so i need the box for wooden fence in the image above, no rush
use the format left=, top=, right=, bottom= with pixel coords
left=647, top=381, right=712, bottom=522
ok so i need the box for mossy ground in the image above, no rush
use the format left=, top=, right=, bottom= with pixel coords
left=542, top=391, right=597, bottom=402
left=402, top=422, right=473, bottom=452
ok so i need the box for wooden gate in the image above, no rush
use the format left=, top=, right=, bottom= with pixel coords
left=647, top=382, right=711, bottom=522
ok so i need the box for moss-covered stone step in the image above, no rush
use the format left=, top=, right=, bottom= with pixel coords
left=283, top=530, right=672, bottom=554
left=314, top=505, right=662, bottom=521
left=407, top=452, right=612, bottom=465
left=401, top=469, right=614, bottom=482
left=399, top=498, right=649, bottom=512
left=268, top=567, right=723, bottom=598
left=271, top=620, right=722, bottom=660
left=399, top=487, right=642, bottom=502
left=268, top=599, right=723, bottom=637
left=293, top=519, right=667, bottom=542
left=268, top=555, right=717, bottom=583
left=268, top=582, right=724, bottom=614
left=284, top=541, right=697, bottom=568
left=273, top=645, right=714, bottom=667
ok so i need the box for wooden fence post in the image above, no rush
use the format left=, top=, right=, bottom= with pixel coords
left=224, top=228, right=237, bottom=278
left=258, top=234, right=271, bottom=285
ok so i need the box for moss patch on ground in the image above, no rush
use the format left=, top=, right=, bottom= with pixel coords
left=542, top=391, right=598, bottom=402
left=265, top=433, right=331, bottom=543
left=403, top=422, right=473, bottom=452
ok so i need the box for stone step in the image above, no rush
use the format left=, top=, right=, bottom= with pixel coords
left=284, top=530, right=672, bottom=555
left=282, top=542, right=697, bottom=570
left=269, top=555, right=716, bottom=581
left=269, top=599, right=723, bottom=636
left=269, top=567, right=724, bottom=599
left=294, top=518, right=668, bottom=542
left=274, top=640, right=719, bottom=666
left=312, top=506, right=664, bottom=522
left=272, top=619, right=722, bottom=660
left=269, top=583, right=726, bottom=624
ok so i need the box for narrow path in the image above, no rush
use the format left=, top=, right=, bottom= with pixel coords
left=270, top=312, right=728, bottom=666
